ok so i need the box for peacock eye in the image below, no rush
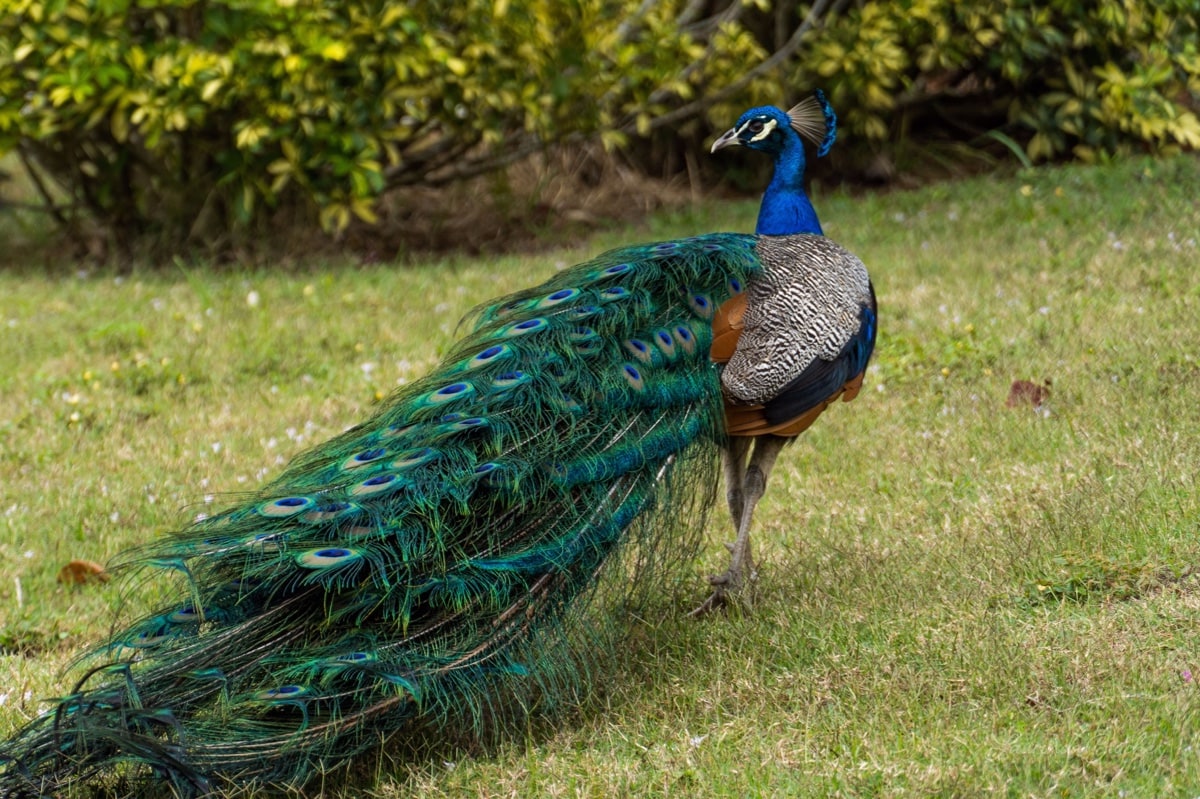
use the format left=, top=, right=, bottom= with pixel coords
left=747, top=119, right=764, bottom=134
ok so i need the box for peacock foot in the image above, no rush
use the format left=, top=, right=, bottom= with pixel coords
left=688, top=556, right=757, bottom=617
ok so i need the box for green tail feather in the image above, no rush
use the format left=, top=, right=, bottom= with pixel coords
left=0, top=233, right=761, bottom=796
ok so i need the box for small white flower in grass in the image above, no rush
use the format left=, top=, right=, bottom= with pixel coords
left=236, top=475, right=248, bottom=484
left=204, top=495, right=215, bottom=504
left=147, top=494, right=156, bottom=505
left=151, top=298, right=165, bottom=311
left=23, top=691, right=31, bottom=703
left=265, top=437, right=278, bottom=450
left=246, top=290, right=261, bottom=308
left=434, top=303, right=449, bottom=313
left=0, top=692, right=8, bottom=706
left=22, top=550, right=33, bottom=559
left=689, top=735, right=707, bottom=748
left=195, top=513, right=209, bottom=522
left=211, top=442, right=222, bottom=453
left=893, top=212, right=906, bottom=222
left=1038, top=306, right=1050, bottom=315
left=360, top=362, right=376, bottom=376
left=109, top=512, right=119, bottom=523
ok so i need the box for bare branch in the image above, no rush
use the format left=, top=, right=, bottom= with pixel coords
left=0, top=199, right=79, bottom=214
left=681, top=0, right=745, bottom=37
left=621, top=0, right=850, bottom=135
left=384, top=129, right=548, bottom=191
left=615, top=0, right=658, bottom=44
left=418, top=136, right=548, bottom=188
left=16, top=145, right=72, bottom=231
left=677, top=0, right=709, bottom=28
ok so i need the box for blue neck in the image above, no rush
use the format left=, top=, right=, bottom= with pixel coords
left=755, top=139, right=822, bottom=236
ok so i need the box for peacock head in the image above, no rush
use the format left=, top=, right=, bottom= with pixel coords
left=710, top=91, right=837, bottom=160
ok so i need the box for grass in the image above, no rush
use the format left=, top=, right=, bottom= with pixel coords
left=2, top=153, right=1200, bottom=796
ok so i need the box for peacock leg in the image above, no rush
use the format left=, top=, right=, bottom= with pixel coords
left=691, top=435, right=786, bottom=616
left=722, top=435, right=752, bottom=533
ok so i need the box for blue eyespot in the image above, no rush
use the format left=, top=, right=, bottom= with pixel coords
left=258, top=496, right=314, bottom=517
left=536, top=288, right=580, bottom=309
left=501, top=317, right=549, bottom=337
left=297, top=547, right=363, bottom=568
left=255, top=685, right=310, bottom=701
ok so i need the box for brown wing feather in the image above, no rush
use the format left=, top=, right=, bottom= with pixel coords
left=712, top=294, right=864, bottom=438
left=710, top=292, right=746, bottom=364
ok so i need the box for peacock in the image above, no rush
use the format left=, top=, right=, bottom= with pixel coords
left=0, top=92, right=875, bottom=796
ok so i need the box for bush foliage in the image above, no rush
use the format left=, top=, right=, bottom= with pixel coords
left=797, top=0, right=1200, bottom=162
left=0, top=0, right=766, bottom=252
left=0, top=0, right=1196, bottom=254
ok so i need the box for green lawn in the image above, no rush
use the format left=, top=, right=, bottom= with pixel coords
left=2, top=154, right=1199, bottom=797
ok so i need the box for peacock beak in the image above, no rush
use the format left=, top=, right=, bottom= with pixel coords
left=710, top=127, right=741, bottom=153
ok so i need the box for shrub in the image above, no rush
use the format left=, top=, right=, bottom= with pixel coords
left=0, top=0, right=1196, bottom=257
left=0, top=0, right=766, bottom=254
left=795, top=0, right=1200, bottom=163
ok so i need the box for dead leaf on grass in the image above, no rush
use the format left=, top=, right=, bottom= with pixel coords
left=57, top=559, right=110, bottom=586
left=1006, top=378, right=1051, bottom=409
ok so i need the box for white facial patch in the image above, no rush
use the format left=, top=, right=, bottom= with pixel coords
left=746, top=118, right=777, bottom=143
